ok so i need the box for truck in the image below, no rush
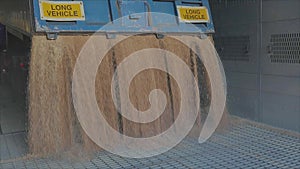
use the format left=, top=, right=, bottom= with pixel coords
left=0, top=0, right=299, bottom=168
left=0, top=0, right=221, bottom=156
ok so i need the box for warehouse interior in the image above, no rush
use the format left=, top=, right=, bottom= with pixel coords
left=0, top=0, right=299, bottom=168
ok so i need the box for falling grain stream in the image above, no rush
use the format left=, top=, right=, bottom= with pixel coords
left=28, top=35, right=215, bottom=156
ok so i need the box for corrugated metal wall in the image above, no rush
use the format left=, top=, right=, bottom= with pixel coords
left=210, top=0, right=300, bottom=132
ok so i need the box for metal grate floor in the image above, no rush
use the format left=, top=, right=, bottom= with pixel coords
left=0, top=117, right=299, bottom=169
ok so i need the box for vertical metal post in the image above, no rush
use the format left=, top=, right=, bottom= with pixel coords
left=257, top=0, right=263, bottom=122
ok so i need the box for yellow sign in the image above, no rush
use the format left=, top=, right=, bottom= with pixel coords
left=39, top=1, right=85, bottom=21
left=177, top=6, right=209, bottom=23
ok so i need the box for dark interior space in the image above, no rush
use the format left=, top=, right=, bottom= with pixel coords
left=0, top=31, right=30, bottom=160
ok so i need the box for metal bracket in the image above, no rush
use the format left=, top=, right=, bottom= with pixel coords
left=129, top=13, right=142, bottom=20
left=155, top=33, right=165, bottom=39
left=106, top=33, right=116, bottom=39
left=46, top=32, right=58, bottom=40
left=199, top=33, right=208, bottom=39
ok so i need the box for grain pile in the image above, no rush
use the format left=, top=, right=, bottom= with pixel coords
left=28, top=34, right=213, bottom=156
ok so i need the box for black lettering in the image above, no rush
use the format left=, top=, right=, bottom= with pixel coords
left=46, top=4, right=79, bottom=17
left=51, top=11, right=56, bottom=16
left=183, top=14, right=206, bottom=20
left=67, top=5, right=72, bottom=10
left=74, top=11, right=78, bottom=16
left=55, top=5, right=60, bottom=10
left=61, top=5, right=66, bottom=10
left=64, top=11, right=69, bottom=16
left=50, top=4, right=73, bottom=11
left=186, top=9, right=201, bottom=14
left=46, top=10, right=51, bottom=16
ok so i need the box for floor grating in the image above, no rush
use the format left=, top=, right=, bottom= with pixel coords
left=0, top=117, right=299, bottom=168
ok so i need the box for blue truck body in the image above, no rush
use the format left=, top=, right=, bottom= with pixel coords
left=0, top=0, right=214, bottom=36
